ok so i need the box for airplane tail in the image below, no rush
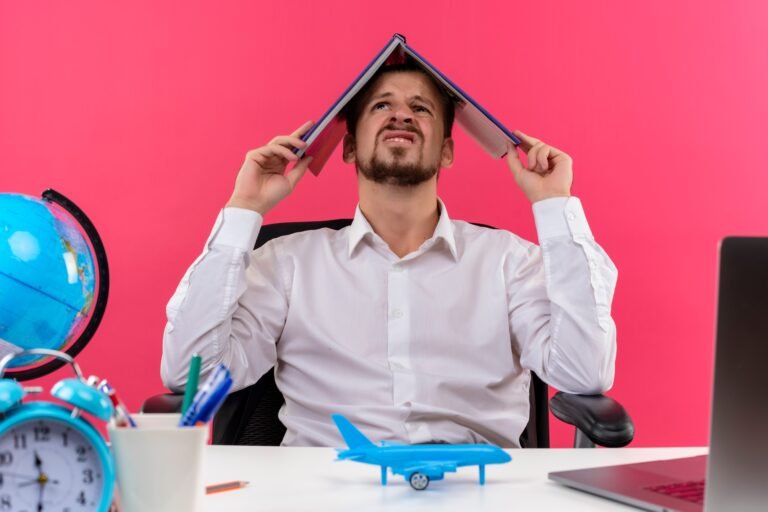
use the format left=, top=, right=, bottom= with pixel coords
left=331, top=414, right=375, bottom=449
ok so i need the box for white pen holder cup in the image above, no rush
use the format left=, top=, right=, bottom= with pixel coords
left=108, top=413, right=207, bottom=512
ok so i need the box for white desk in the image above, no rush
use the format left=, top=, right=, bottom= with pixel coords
left=201, top=446, right=707, bottom=511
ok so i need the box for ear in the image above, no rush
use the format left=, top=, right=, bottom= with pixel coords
left=440, top=137, right=455, bottom=168
left=342, top=133, right=356, bottom=164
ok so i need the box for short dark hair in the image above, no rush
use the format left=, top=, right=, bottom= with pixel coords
left=342, top=62, right=456, bottom=139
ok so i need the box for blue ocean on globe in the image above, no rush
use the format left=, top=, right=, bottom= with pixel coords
left=0, top=193, right=95, bottom=367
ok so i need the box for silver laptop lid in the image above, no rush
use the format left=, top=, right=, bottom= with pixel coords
left=704, top=237, right=768, bottom=511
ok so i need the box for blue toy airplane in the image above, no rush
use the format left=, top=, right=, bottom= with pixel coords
left=332, top=414, right=512, bottom=490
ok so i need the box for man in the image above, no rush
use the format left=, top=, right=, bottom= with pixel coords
left=161, top=63, right=617, bottom=447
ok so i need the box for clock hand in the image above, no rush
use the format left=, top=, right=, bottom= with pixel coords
left=17, top=477, right=60, bottom=487
left=33, top=450, right=46, bottom=488
left=37, top=480, right=44, bottom=512
left=26, top=451, right=59, bottom=487
left=17, top=479, right=43, bottom=488
left=0, top=471, right=40, bottom=480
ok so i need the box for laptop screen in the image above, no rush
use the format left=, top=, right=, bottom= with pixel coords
left=704, top=237, right=768, bottom=511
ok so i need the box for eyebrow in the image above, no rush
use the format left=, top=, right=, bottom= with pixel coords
left=368, top=92, right=436, bottom=109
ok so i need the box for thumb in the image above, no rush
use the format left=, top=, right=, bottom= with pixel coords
left=286, top=156, right=313, bottom=189
left=505, top=140, right=525, bottom=177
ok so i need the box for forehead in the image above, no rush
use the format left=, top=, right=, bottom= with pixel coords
left=365, top=71, right=442, bottom=103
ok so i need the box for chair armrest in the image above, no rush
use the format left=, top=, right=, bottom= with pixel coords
left=141, top=393, right=184, bottom=413
left=549, top=392, right=635, bottom=448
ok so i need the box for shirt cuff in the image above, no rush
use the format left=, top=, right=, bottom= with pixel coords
left=532, top=196, right=594, bottom=241
left=207, top=207, right=263, bottom=251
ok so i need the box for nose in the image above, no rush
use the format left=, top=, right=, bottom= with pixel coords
left=390, top=107, right=413, bottom=125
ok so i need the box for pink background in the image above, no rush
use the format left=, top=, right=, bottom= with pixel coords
left=1, top=1, right=766, bottom=447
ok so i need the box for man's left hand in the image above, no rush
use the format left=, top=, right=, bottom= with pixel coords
left=505, top=131, right=573, bottom=204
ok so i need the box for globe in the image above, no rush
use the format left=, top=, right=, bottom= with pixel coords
left=0, top=191, right=107, bottom=376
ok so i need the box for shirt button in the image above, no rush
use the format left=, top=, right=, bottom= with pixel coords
left=567, top=212, right=576, bottom=221
left=391, top=265, right=403, bottom=273
left=391, top=308, right=403, bottom=319
left=589, top=260, right=597, bottom=269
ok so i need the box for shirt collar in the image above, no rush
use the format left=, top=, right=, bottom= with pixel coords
left=348, top=198, right=458, bottom=261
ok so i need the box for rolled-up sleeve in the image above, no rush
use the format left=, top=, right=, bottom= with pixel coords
left=161, top=207, right=288, bottom=392
left=505, top=196, right=618, bottom=394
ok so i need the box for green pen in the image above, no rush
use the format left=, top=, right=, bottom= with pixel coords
left=181, top=354, right=202, bottom=414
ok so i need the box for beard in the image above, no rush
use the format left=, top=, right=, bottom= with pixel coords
left=357, top=146, right=440, bottom=187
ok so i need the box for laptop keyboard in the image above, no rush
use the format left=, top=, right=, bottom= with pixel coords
left=645, top=479, right=706, bottom=505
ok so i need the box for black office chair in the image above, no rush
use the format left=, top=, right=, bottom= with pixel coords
left=145, top=219, right=634, bottom=449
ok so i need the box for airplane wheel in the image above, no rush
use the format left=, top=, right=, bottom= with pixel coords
left=409, top=472, right=429, bottom=491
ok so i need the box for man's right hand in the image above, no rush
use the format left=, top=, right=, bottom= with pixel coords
left=226, top=120, right=314, bottom=215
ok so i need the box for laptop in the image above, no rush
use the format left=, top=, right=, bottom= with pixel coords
left=549, top=237, right=768, bottom=512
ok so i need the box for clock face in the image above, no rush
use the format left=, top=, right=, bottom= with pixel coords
left=0, top=418, right=106, bottom=511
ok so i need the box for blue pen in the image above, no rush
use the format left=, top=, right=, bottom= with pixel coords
left=179, top=364, right=232, bottom=427
left=185, top=367, right=232, bottom=426
left=179, top=364, right=228, bottom=426
left=194, top=373, right=232, bottom=425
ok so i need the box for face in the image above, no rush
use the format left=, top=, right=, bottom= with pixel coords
left=343, top=71, right=454, bottom=186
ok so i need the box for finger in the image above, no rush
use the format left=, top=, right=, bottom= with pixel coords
left=520, top=130, right=567, bottom=160
left=290, top=120, right=314, bottom=138
left=537, top=145, right=551, bottom=171
left=513, top=130, right=540, bottom=152
left=270, top=135, right=308, bottom=150
left=526, top=142, right=545, bottom=171
left=285, top=156, right=313, bottom=189
left=246, top=145, right=297, bottom=170
left=505, top=141, right=526, bottom=177
left=263, top=144, right=299, bottom=162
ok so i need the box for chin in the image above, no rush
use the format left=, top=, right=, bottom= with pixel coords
left=381, top=149, right=419, bottom=162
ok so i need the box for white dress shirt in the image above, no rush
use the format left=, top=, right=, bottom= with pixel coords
left=161, top=197, right=617, bottom=447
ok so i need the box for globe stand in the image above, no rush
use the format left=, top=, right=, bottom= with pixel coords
left=3, top=189, right=110, bottom=382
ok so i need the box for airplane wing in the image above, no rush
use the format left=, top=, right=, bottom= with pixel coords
left=391, top=461, right=459, bottom=477
left=335, top=448, right=365, bottom=461
left=379, top=440, right=406, bottom=447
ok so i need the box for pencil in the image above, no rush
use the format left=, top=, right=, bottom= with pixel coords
left=205, top=481, right=249, bottom=494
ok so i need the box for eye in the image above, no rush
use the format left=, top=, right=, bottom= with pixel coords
left=373, top=102, right=389, bottom=110
left=413, top=105, right=431, bottom=114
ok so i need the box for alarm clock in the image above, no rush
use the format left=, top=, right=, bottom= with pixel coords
left=0, top=348, right=115, bottom=512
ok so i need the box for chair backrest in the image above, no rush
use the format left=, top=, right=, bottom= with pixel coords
left=211, top=219, right=551, bottom=448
